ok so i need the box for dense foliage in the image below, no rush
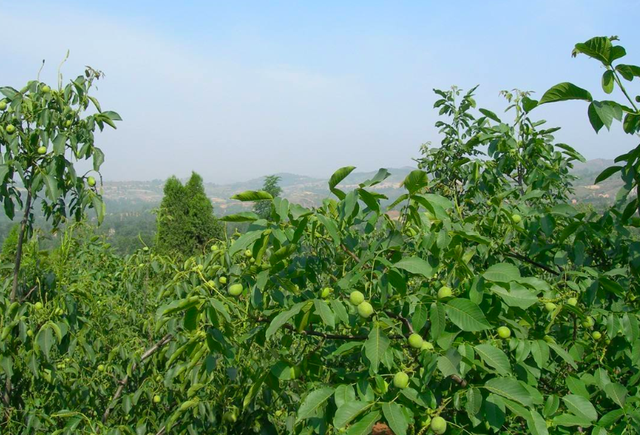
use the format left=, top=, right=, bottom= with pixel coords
left=1, top=35, right=639, bottom=435
left=156, top=172, right=224, bottom=256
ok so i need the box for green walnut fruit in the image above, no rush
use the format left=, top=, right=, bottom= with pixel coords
left=431, top=416, right=448, bottom=434
left=27, top=330, right=34, bottom=337
left=98, top=364, right=105, bottom=372
left=497, top=326, right=511, bottom=339
left=222, top=410, right=238, bottom=423
left=219, top=276, right=227, bottom=285
left=41, top=85, right=51, bottom=93
left=349, top=290, right=365, bottom=306
left=0, top=101, right=6, bottom=110
left=5, top=124, right=16, bottom=134
left=393, top=371, right=409, bottom=389
left=34, top=302, right=43, bottom=310
left=153, top=394, right=161, bottom=403
left=567, top=297, right=578, bottom=306
left=244, top=249, right=252, bottom=258
left=228, top=283, right=243, bottom=297
left=421, top=341, right=434, bottom=351
left=64, top=120, right=72, bottom=127
left=357, top=301, right=374, bottom=318
left=37, top=146, right=47, bottom=155
left=582, top=316, right=595, bottom=328
left=437, top=286, right=453, bottom=300
left=408, top=333, right=424, bottom=349
left=511, top=214, right=522, bottom=224
left=544, top=302, right=557, bottom=312
left=592, top=331, right=602, bottom=340
left=211, top=244, right=219, bottom=251
left=321, top=287, right=331, bottom=299
left=87, top=176, right=96, bottom=187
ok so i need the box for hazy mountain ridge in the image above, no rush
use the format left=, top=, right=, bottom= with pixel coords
left=100, top=160, right=621, bottom=215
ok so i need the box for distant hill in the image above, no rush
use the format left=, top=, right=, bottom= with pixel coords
left=99, top=160, right=624, bottom=216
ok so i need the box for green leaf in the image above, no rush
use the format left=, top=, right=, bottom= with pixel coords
left=479, top=108, right=501, bottom=123
left=314, top=300, right=335, bottom=329
left=562, top=394, right=597, bottom=422
left=231, top=190, right=273, bottom=201
left=527, top=409, right=549, bottom=435
left=229, top=230, right=263, bottom=256
left=220, top=212, right=260, bottom=222
left=547, top=342, right=577, bottom=369
left=483, top=263, right=521, bottom=282
left=588, top=102, right=605, bottom=133
left=554, top=413, right=592, bottom=427
left=595, top=165, right=622, bottom=184
left=43, top=173, right=59, bottom=201
left=430, top=302, right=446, bottom=339
left=522, top=97, right=539, bottom=113
left=604, top=383, right=627, bottom=408
left=360, top=168, right=390, bottom=187
left=381, top=402, right=408, bottom=435
left=345, top=411, right=381, bottom=435
left=475, top=344, right=512, bottom=375
left=329, top=166, right=356, bottom=200
left=296, top=387, right=335, bottom=421
left=483, top=378, right=533, bottom=406
left=266, top=302, right=306, bottom=338
left=490, top=284, right=538, bottom=309
left=437, top=348, right=461, bottom=377
left=573, top=37, right=613, bottom=64
left=445, top=298, right=491, bottom=332
left=539, top=83, right=593, bottom=105
left=616, top=64, right=640, bottom=81
left=394, top=257, right=433, bottom=278
left=402, top=169, right=428, bottom=194
left=364, top=325, right=389, bottom=373
left=52, top=133, right=67, bottom=155
left=334, top=401, right=371, bottom=428
left=334, top=384, right=356, bottom=409
left=316, top=214, right=341, bottom=246
left=36, top=326, right=54, bottom=361
left=92, top=148, right=105, bottom=171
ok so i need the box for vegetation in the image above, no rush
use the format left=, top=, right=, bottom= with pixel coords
left=155, top=172, right=224, bottom=256
left=254, top=175, right=283, bottom=219
left=0, top=35, right=639, bottom=435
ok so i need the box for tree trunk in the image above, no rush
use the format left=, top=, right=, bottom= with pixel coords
left=11, top=190, right=32, bottom=302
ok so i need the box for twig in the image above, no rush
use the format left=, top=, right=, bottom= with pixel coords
left=341, top=244, right=361, bottom=263
left=19, top=285, right=38, bottom=303
left=507, top=249, right=560, bottom=276
left=385, top=311, right=415, bottom=334
left=450, top=375, right=468, bottom=387
left=102, top=334, right=173, bottom=424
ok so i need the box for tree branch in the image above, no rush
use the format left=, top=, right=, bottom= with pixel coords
left=507, top=249, right=560, bottom=276
left=102, top=334, right=173, bottom=424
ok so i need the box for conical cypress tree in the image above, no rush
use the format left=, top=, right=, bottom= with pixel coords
left=156, top=173, right=223, bottom=256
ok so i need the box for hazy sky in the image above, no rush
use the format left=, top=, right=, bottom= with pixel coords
left=2, top=1, right=639, bottom=183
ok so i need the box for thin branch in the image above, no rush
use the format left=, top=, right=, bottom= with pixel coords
left=507, top=249, right=560, bottom=276
left=19, top=285, right=38, bottom=303
left=341, top=244, right=361, bottom=263
left=385, top=311, right=415, bottom=334
left=102, top=334, right=173, bottom=424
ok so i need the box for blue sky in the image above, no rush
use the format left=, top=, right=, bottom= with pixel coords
left=2, top=0, right=639, bottom=182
